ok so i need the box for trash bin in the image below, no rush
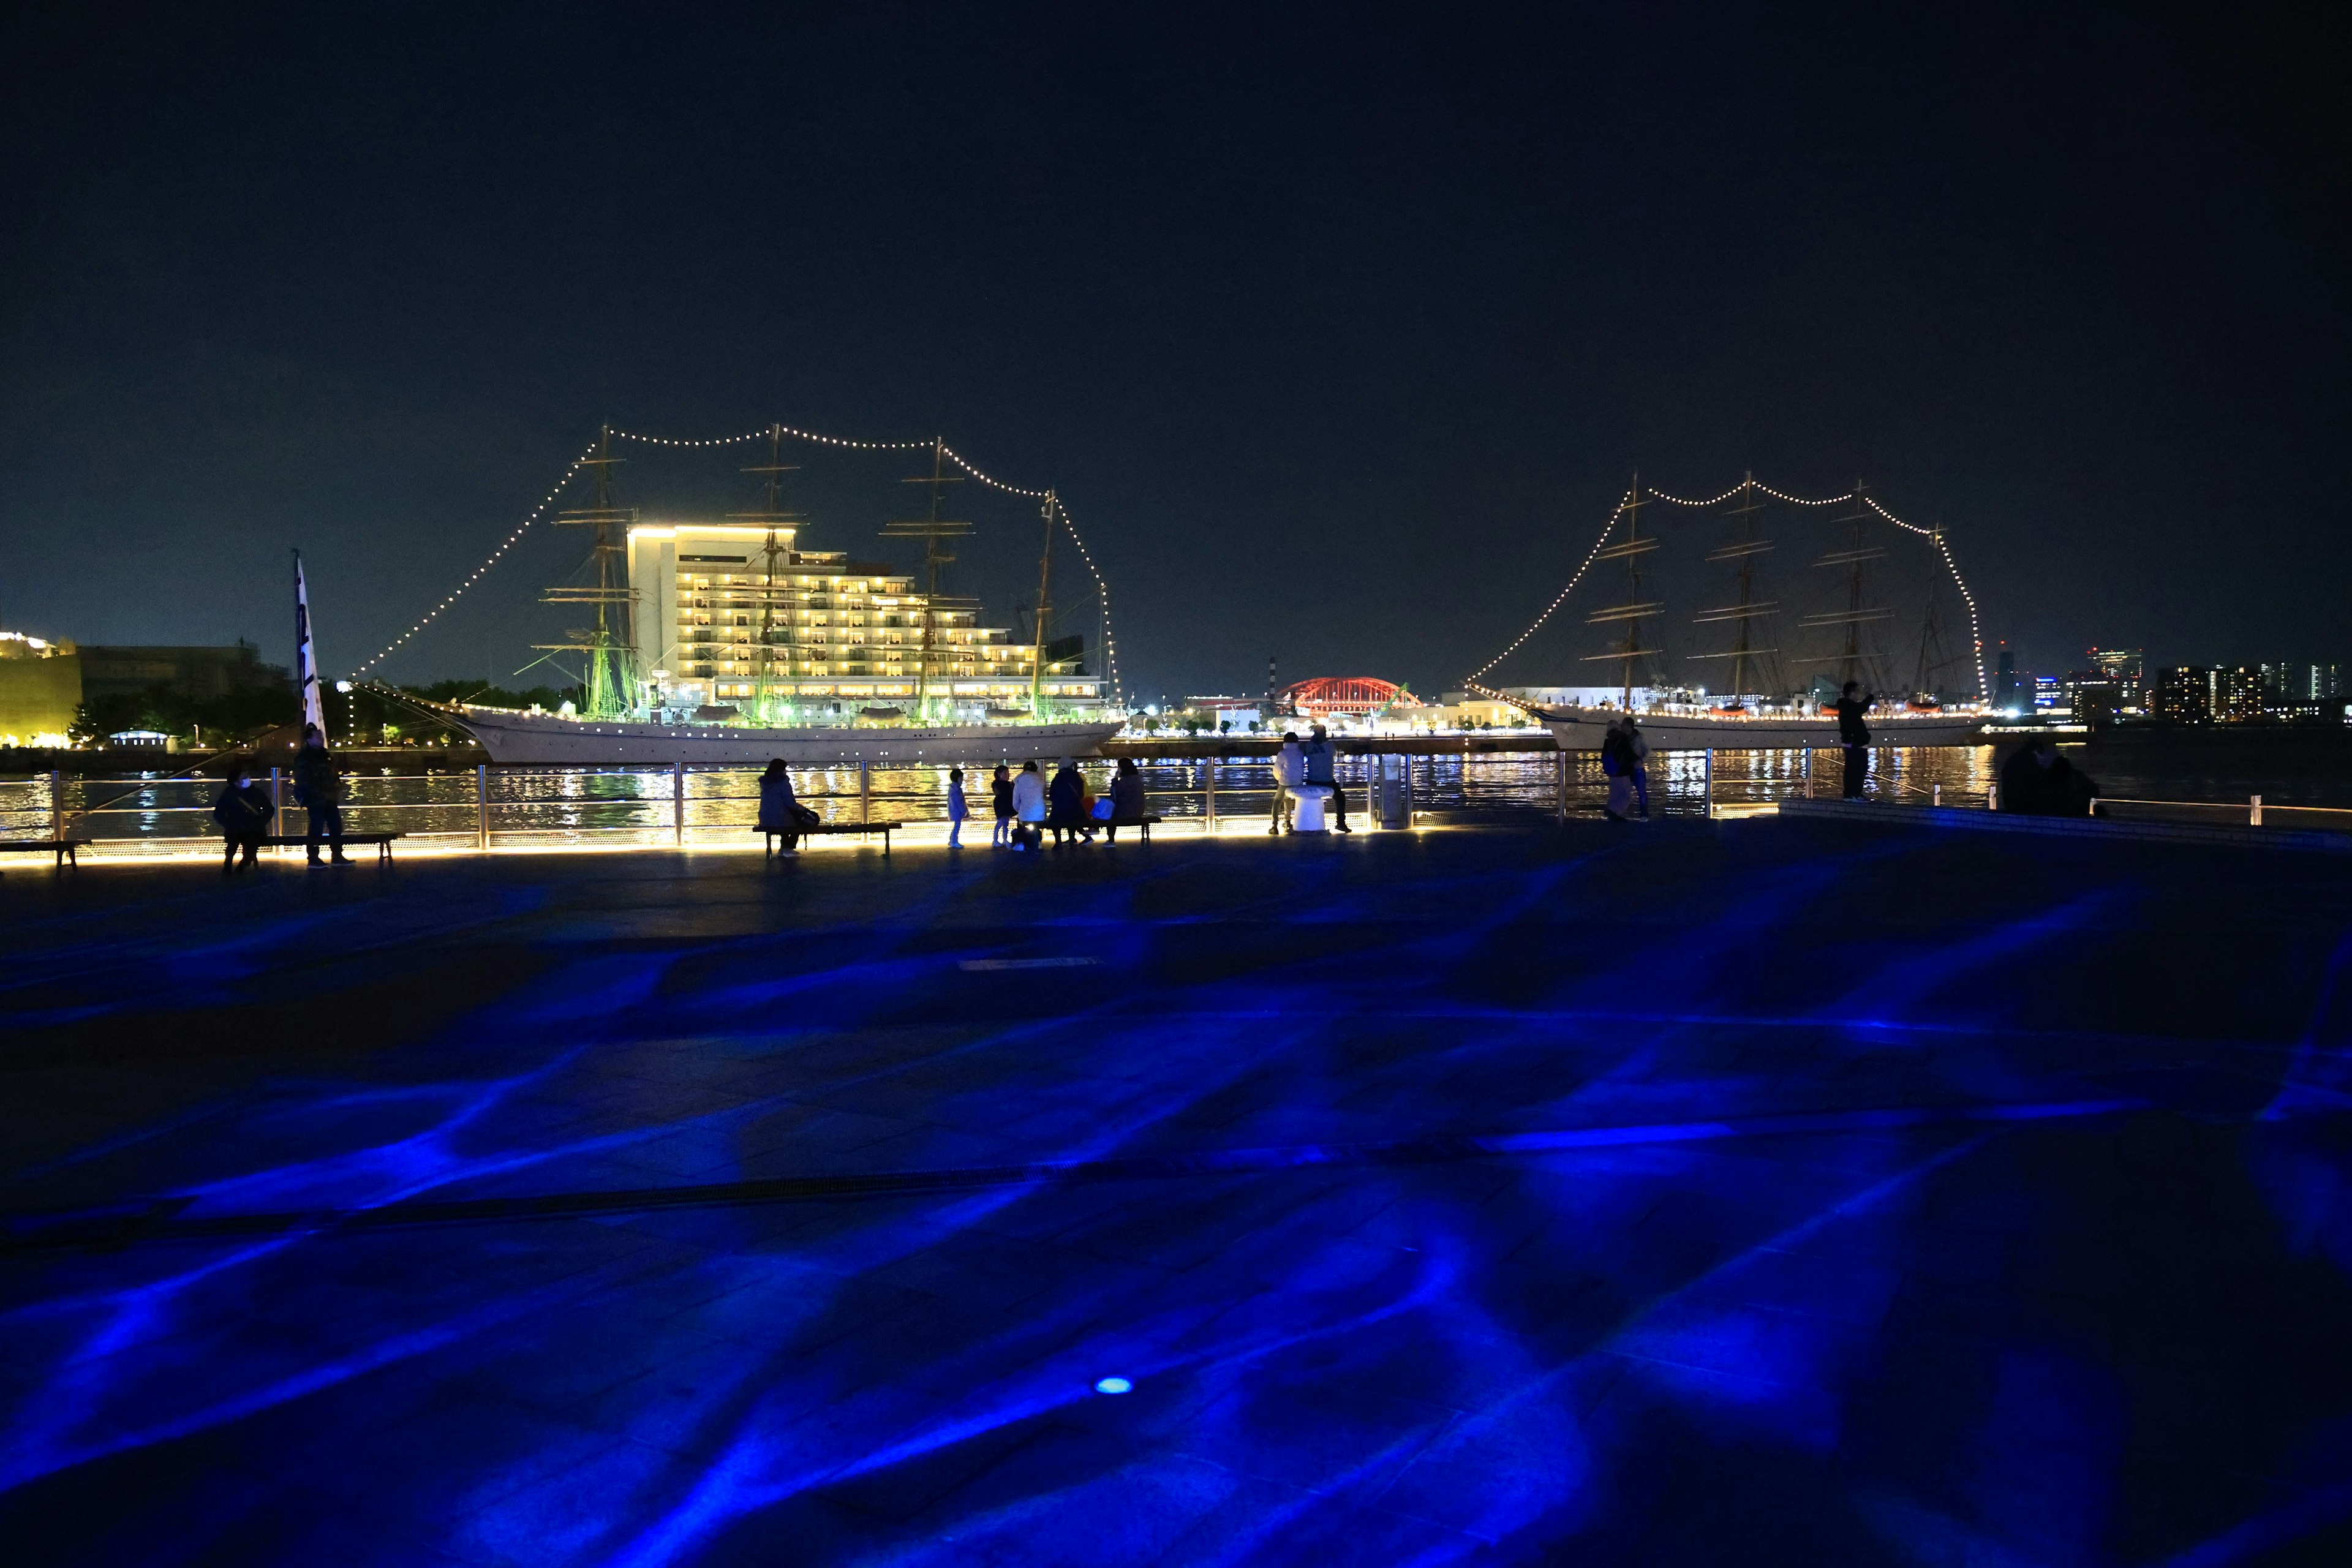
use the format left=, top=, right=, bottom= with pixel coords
left=1289, top=784, right=1333, bottom=832
left=1375, top=755, right=1412, bottom=829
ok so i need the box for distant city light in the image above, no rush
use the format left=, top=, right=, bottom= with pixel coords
left=335, top=680, right=353, bottom=693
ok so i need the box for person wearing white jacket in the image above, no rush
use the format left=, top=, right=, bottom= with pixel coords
left=1009, top=760, right=1047, bottom=851
left=1269, top=731, right=1305, bottom=834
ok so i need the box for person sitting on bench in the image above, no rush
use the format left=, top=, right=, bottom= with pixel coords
left=758, top=759, right=820, bottom=852
left=213, top=767, right=275, bottom=873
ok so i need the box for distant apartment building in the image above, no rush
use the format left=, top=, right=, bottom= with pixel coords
left=2155, top=666, right=2268, bottom=723
left=2264, top=662, right=2344, bottom=705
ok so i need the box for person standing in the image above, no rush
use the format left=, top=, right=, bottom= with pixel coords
left=1623, top=715, right=1653, bottom=820
left=213, top=766, right=274, bottom=872
left=1600, top=720, right=1635, bottom=821
left=1835, top=681, right=1872, bottom=800
left=1106, top=757, right=1147, bottom=843
left=1301, top=723, right=1351, bottom=832
left=990, top=764, right=1014, bottom=848
left=292, top=724, right=350, bottom=865
left=1269, top=731, right=1304, bottom=834
left=946, top=767, right=969, bottom=848
left=1010, top=760, right=1046, bottom=851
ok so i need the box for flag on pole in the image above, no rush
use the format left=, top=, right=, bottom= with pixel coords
left=294, top=551, right=326, bottom=736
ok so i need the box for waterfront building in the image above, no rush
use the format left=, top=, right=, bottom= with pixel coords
left=0, top=630, right=80, bottom=746
left=2064, top=672, right=2122, bottom=727
left=2087, top=648, right=2144, bottom=711
left=77, top=641, right=289, bottom=702
left=626, top=522, right=1098, bottom=715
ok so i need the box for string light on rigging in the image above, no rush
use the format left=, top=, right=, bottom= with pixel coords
left=1468, top=476, right=1993, bottom=707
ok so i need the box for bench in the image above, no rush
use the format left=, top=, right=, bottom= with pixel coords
left=764, top=821, right=903, bottom=857
left=0, top=838, right=92, bottom=868
left=251, top=832, right=404, bottom=864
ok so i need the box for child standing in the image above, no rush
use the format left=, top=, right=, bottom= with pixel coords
left=990, top=764, right=1013, bottom=848
left=947, top=767, right=969, bottom=848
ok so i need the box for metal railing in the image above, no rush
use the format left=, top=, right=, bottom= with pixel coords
left=9, top=747, right=2340, bottom=858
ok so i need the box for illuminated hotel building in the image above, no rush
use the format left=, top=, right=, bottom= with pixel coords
left=627, top=522, right=1102, bottom=713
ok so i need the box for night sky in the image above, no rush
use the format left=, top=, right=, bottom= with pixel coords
left=4, top=4, right=2345, bottom=700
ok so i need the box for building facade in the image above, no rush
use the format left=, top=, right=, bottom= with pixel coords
left=0, top=631, right=81, bottom=746
left=76, top=641, right=288, bottom=701
left=625, top=522, right=1101, bottom=716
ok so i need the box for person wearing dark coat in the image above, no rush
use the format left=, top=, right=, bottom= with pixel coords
left=213, top=768, right=275, bottom=872
left=292, top=725, right=349, bottom=864
left=1999, top=738, right=2102, bottom=816
left=1047, top=759, right=1088, bottom=846
left=756, top=759, right=813, bottom=853
left=1834, top=682, right=1872, bottom=800
left=1104, top=758, right=1148, bottom=843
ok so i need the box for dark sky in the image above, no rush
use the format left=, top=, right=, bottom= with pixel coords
left=4, top=3, right=2345, bottom=700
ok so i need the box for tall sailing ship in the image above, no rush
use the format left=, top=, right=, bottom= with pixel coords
left=453, top=428, right=1124, bottom=765
left=1483, top=475, right=1989, bottom=752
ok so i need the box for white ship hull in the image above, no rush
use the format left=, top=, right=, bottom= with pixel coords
left=1543, top=706, right=1988, bottom=753
left=459, top=706, right=1126, bottom=766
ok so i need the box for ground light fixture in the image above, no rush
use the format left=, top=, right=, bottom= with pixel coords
left=1093, top=1376, right=1133, bottom=1395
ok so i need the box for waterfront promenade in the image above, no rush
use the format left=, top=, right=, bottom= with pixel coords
left=3, top=820, right=2350, bottom=1564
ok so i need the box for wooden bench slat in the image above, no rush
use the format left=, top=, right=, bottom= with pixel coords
left=763, top=821, right=902, bottom=857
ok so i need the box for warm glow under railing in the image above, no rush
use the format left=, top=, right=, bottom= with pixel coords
left=10, top=747, right=2340, bottom=858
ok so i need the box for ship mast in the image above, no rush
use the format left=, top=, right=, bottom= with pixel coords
left=733, top=423, right=802, bottom=722
left=1801, top=479, right=1891, bottom=697
left=1691, top=473, right=1781, bottom=699
left=883, top=439, right=970, bottom=720
left=540, top=424, right=638, bottom=719
left=1029, top=490, right=1056, bottom=717
left=1585, top=477, right=1663, bottom=708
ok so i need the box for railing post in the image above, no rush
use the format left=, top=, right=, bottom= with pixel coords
left=2087, top=794, right=2098, bottom=818
left=476, top=764, right=490, bottom=851
left=1803, top=748, right=1813, bottom=799
left=1932, top=783, right=1942, bottom=808
left=1987, top=778, right=1999, bottom=812
left=1556, top=748, right=1568, bottom=821
left=2251, top=793, right=2262, bottom=826
left=1703, top=749, right=1714, bottom=818
left=673, top=762, right=685, bottom=846
left=1204, top=760, right=1216, bottom=834
left=860, top=760, right=871, bottom=824
left=49, top=769, right=64, bottom=842
left=271, top=767, right=282, bottom=853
